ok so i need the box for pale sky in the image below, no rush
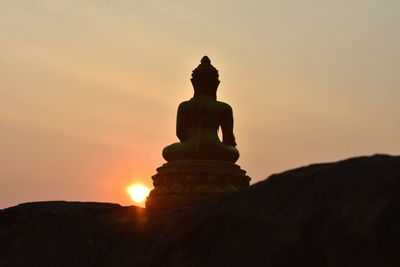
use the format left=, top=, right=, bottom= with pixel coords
left=1, top=0, right=399, bottom=208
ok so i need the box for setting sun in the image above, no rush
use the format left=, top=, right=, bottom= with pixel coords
left=126, top=184, right=151, bottom=203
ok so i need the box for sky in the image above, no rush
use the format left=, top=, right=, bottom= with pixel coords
left=1, top=0, right=399, bottom=208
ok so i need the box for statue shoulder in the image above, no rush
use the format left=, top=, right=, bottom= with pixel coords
left=178, top=100, right=192, bottom=109
left=216, top=101, right=233, bottom=111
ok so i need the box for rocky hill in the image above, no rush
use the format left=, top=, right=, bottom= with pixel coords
left=1, top=154, right=400, bottom=266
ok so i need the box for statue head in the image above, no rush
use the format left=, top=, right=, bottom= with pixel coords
left=191, top=56, right=220, bottom=99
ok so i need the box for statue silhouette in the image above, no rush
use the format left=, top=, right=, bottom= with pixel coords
left=162, top=56, right=239, bottom=163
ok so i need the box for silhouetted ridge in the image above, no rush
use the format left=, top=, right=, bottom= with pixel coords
left=1, top=154, right=400, bottom=267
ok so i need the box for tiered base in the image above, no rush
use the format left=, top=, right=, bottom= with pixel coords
left=145, top=160, right=250, bottom=210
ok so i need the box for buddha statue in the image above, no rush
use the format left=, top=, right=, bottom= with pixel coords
left=146, top=56, right=250, bottom=209
left=162, top=56, right=240, bottom=163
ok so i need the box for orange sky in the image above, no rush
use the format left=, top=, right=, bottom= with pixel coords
left=1, top=0, right=399, bottom=208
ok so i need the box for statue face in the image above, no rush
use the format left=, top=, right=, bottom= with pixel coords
left=190, top=78, right=219, bottom=95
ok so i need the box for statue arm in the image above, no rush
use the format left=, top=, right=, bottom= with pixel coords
left=221, top=106, right=237, bottom=146
left=176, top=103, right=186, bottom=141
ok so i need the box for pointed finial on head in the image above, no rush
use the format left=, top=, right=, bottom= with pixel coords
left=201, top=56, right=211, bottom=64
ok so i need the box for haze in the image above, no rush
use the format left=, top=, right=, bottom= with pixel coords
left=1, top=0, right=399, bottom=208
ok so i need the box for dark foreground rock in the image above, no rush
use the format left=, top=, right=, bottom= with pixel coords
left=1, top=154, right=400, bottom=267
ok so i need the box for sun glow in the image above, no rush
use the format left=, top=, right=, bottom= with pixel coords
left=126, top=184, right=151, bottom=203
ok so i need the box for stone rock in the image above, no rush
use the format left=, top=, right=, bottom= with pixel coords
left=1, top=154, right=400, bottom=266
